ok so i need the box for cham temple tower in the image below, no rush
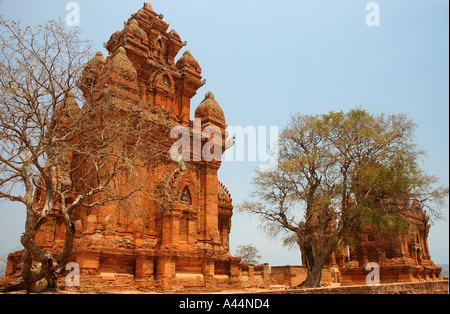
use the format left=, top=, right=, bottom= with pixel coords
left=63, top=2, right=241, bottom=289
left=3, top=2, right=266, bottom=291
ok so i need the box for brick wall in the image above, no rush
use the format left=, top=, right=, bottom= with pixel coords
left=260, top=280, right=449, bottom=294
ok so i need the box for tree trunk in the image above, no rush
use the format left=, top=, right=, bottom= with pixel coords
left=0, top=280, right=25, bottom=293
left=3, top=212, right=77, bottom=293
left=297, top=244, right=325, bottom=288
left=301, top=264, right=323, bottom=288
left=20, top=246, right=56, bottom=293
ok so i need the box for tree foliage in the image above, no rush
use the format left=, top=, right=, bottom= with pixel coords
left=240, top=108, right=448, bottom=288
left=235, top=244, right=262, bottom=265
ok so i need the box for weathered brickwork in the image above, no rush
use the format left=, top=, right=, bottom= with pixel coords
left=3, top=2, right=262, bottom=292
left=2, top=2, right=442, bottom=292
left=336, top=200, right=442, bottom=285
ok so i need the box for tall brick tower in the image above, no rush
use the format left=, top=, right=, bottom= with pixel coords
left=3, top=2, right=251, bottom=291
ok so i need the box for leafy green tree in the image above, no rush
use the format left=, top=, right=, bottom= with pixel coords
left=240, top=108, right=448, bottom=288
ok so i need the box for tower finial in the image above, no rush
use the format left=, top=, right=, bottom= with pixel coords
left=117, top=47, right=126, bottom=55
left=144, top=2, right=153, bottom=10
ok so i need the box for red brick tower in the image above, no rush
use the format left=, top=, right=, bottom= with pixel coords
left=3, top=2, right=248, bottom=291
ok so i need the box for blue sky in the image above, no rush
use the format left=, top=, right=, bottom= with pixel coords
left=0, top=0, right=448, bottom=266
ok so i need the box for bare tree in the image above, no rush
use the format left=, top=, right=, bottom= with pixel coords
left=240, top=109, right=448, bottom=288
left=0, top=17, right=171, bottom=292
left=235, top=244, right=262, bottom=265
